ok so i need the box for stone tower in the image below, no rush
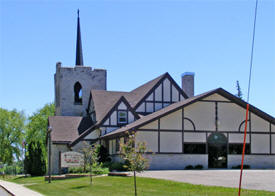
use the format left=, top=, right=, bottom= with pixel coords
left=54, top=10, right=107, bottom=116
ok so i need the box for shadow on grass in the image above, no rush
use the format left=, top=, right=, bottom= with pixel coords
left=71, top=185, right=88, bottom=189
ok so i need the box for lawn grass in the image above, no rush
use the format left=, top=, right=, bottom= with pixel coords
left=6, top=175, right=275, bottom=196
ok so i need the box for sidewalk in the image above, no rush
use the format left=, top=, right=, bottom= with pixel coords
left=0, top=180, right=43, bottom=196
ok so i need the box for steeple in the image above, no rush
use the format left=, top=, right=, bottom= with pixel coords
left=75, top=9, right=84, bottom=66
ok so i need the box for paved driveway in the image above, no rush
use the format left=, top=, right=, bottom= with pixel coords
left=137, top=170, right=275, bottom=192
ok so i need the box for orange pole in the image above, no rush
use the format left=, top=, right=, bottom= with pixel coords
left=238, top=103, right=250, bottom=196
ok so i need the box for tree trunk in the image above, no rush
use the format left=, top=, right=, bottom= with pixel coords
left=90, top=160, right=92, bottom=185
left=134, top=170, right=137, bottom=196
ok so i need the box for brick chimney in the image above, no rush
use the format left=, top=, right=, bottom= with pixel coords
left=181, top=72, right=195, bottom=98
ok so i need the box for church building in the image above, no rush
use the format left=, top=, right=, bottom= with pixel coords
left=48, top=13, right=275, bottom=174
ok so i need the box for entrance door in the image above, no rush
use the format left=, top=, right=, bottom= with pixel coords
left=208, top=133, right=227, bottom=168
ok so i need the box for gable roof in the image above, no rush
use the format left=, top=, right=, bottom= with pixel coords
left=48, top=116, right=94, bottom=143
left=125, top=73, right=167, bottom=108
left=102, top=88, right=275, bottom=138
left=70, top=95, right=140, bottom=147
left=127, top=72, right=188, bottom=110
left=90, top=90, right=127, bottom=124
left=89, top=72, right=188, bottom=125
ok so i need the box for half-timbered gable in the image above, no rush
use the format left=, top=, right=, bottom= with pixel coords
left=99, top=97, right=139, bottom=135
left=133, top=73, right=188, bottom=115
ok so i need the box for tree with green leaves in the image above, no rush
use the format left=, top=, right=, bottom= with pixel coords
left=26, top=103, right=55, bottom=145
left=0, top=108, right=25, bottom=165
left=120, top=132, right=149, bottom=196
left=25, top=103, right=55, bottom=175
left=236, top=80, right=243, bottom=99
left=81, top=142, right=99, bottom=185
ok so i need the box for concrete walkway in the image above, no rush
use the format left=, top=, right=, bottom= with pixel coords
left=0, top=180, right=43, bottom=196
left=137, top=170, right=275, bottom=192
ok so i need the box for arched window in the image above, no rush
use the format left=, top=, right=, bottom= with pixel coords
left=74, top=82, right=82, bottom=104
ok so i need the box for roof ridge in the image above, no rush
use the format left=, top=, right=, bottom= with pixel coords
left=130, top=73, right=167, bottom=93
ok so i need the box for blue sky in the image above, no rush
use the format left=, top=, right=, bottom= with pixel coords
left=0, top=0, right=274, bottom=117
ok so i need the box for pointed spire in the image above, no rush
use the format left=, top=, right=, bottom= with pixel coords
left=75, top=9, right=84, bottom=66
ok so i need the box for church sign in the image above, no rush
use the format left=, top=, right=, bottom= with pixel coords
left=61, top=151, right=84, bottom=168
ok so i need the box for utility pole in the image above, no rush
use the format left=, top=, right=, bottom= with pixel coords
left=47, top=127, right=52, bottom=183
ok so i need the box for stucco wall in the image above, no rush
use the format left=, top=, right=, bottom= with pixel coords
left=218, top=102, right=246, bottom=132
left=184, top=102, right=215, bottom=131
left=160, top=132, right=182, bottom=152
left=228, top=133, right=250, bottom=143
left=272, top=135, right=275, bottom=154
left=184, top=132, right=206, bottom=142
left=160, top=109, right=182, bottom=130
left=140, top=120, right=158, bottom=130
left=84, top=129, right=100, bottom=139
left=202, top=93, right=229, bottom=101
left=136, top=131, right=158, bottom=152
left=251, top=113, right=269, bottom=132
left=251, top=134, right=270, bottom=154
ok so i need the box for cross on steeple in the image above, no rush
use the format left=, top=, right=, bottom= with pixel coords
left=75, top=9, right=84, bottom=66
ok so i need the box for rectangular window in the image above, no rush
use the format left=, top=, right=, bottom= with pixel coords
left=118, top=111, right=127, bottom=124
left=229, top=144, right=250, bottom=154
left=184, top=143, right=206, bottom=154
left=116, top=138, right=120, bottom=152
left=112, top=139, right=116, bottom=155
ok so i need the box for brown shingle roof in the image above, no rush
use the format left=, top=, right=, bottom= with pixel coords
left=102, top=88, right=275, bottom=138
left=49, top=116, right=93, bottom=143
left=91, top=90, right=128, bottom=124
left=90, top=73, right=167, bottom=124
left=126, top=73, right=167, bottom=108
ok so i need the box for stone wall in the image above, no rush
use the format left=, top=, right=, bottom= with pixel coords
left=148, top=154, right=208, bottom=169
left=55, top=62, right=106, bottom=116
left=111, top=154, right=208, bottom=170
left=228, top=155, right=275, bottom=169
left=111, top=154, right=275, bottom=170
left=51, top=143, right=70, bottom=174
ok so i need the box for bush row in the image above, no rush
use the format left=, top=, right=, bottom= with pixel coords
left=184, top=165, right=204, bottom=170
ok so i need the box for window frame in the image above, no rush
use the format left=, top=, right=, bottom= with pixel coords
left=117, top=110, right=127, bottom=125
left=184, top=143, right=206, bottom=154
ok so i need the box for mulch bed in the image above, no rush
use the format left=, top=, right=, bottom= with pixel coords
left=108, top=172, right=130, bottom=177
left=44, top=174, right=93, bottom=181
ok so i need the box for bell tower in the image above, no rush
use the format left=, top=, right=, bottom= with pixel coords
left=54, top=10, right=107, bottom=116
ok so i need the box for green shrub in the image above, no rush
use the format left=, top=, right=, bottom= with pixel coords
left=24, top=141, right=46, bottom=176
left=185, top=165, right=194, bottom=170
left=68, top=166, right=85, bottom=174
left=109, top=162, right=128, bottom=171
left=194, top=165, right=203, bottom=170
left=92, top=167, right=109, bottom=175
left=68, top=164, right=109, bottom=175
left=97, top=145, right=111, bottom=163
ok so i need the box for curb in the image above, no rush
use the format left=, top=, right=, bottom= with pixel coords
left=0, top=184, right=15, bottom=196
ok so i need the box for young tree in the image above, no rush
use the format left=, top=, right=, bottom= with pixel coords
left=81, top=142, right=99, bottom=185
left=120, top=133, right=149, bottom=196
left=236, top=80, right=243, bottom=99
left=0, top=108, right=25, bottom=165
